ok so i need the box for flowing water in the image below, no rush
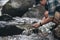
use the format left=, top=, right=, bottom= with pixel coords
left=0, top=17, right=56, bottom=40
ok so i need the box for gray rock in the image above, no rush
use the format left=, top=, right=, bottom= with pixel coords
left=23, top=4, right=45, bottom=19
left=2, top=0, right=36, bottom=17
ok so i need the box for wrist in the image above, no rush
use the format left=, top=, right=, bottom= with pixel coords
left=40, top=22, right=42, bottom=26
left=37, top=20, right=42, bottom=26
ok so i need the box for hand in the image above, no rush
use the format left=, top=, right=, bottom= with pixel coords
left=32, top=23, right=40, bottom=28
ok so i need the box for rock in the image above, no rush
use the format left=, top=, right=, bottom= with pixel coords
left=0, top=14, right=13, bottom=21
left=0, top=21, right=24, bottom=36
left=2, top=0, right=36, bottom=17
left=23, top=4, right=45, bottom=19
left=53, top=25, right=60, bottom=38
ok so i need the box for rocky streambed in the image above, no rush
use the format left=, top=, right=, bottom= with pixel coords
left=0, top=17, right=57, bottom=40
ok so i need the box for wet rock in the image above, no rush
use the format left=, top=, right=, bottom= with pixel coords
left=23, top=4, right=45, bottom=19
left=2, top=0, right=36, bottom=17
left=0, top=21, right=24, bottom=36
left=0, top=14, right=13, bottom=21
left=53, top=25, right=60, bottom=39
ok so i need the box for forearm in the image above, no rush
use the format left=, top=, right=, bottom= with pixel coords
left=40, top=17, right=53, bottom=25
